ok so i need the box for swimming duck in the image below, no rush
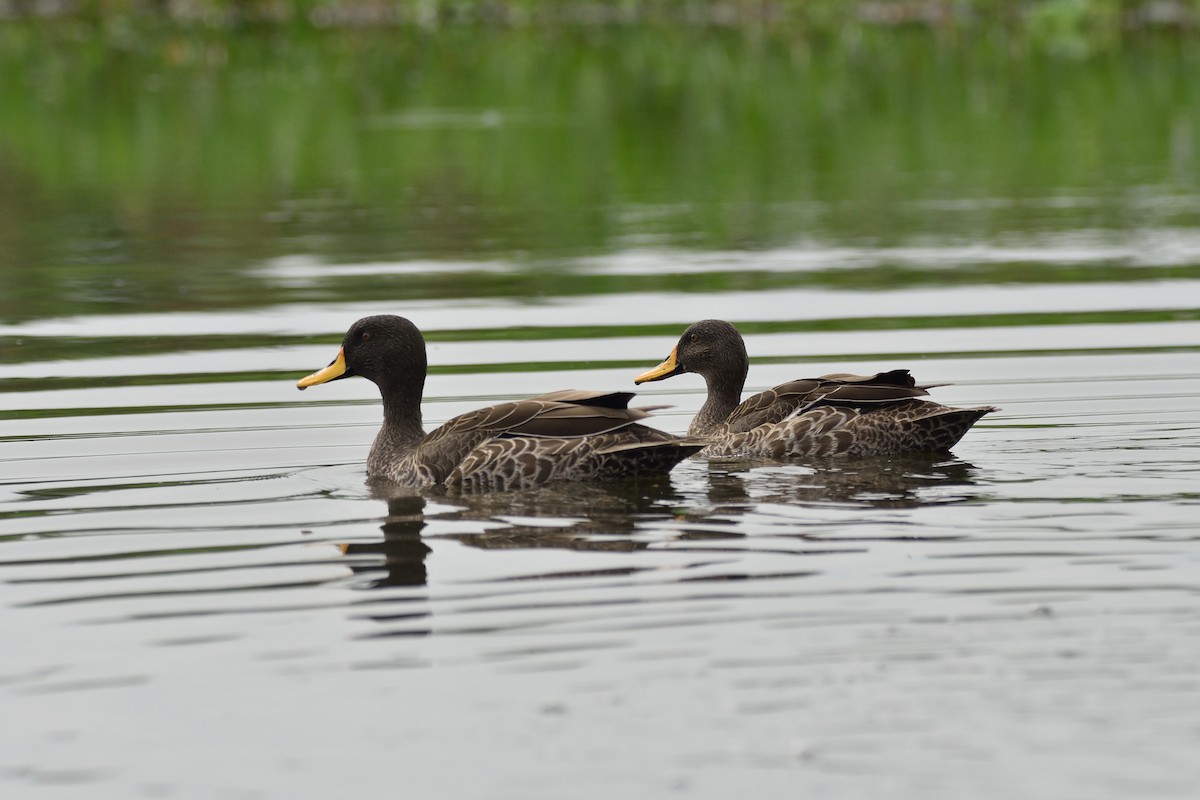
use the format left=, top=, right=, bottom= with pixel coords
left=297, top=315, right=704, bottom=491
left=634, top=319, right=996, bottom=458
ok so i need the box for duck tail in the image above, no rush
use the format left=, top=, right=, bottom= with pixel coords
left=594, top=439, right=708, bottom=476
left=909, top=406, right=999, bottom=451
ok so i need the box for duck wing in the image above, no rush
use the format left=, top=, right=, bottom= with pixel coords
left=715, top=399, right=996, bottom=459
left=447, top=432, right=706, bottom=491
left=437, top=395, right=653, bottom=440
left=726, top=370, right=931, bottom=433
left=418, top=392, right=690, bottom=485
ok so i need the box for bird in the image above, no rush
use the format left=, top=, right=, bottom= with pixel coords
left=633, top=319, right=996, bottom=459
left=296, top=315, right=705, bottom=491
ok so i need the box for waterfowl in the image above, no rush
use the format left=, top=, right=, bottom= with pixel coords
left=297, top=315, right=704, bottom=491
left=634, top=319, right=996, bottom=458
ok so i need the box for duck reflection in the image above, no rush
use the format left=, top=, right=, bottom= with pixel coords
left=704, top=453, right=984, bottom=510
left=435, top=475, right=683, bottom=552
left=340, top=456, right=983, bottom=590
left=342, top=475, right=685, bottom=589
left=341, top=492, right=431, bottom=589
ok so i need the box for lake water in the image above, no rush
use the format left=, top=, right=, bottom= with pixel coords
left=3, top=26, right=1200, bottom=800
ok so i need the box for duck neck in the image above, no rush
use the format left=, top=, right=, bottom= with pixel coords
left=375, top=375, right=427, bottom=453
left=689, top=368, right=746, bottom=436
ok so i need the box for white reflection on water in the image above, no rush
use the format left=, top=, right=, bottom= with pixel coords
left=580, top=227, right=1200, bottom=273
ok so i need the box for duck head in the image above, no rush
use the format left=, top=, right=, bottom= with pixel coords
left=634, top=319, right=749, bottom=391
left=297, top=315, right=427, bottom=393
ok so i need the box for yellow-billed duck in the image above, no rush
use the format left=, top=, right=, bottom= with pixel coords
left=298, top=315, right=704, bottom=491
left=634, top=319, right=996, bottom=458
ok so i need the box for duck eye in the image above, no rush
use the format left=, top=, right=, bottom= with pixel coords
left=689, top=333, right=698, bottom=342
left=361, top=331, right=372, bottom=343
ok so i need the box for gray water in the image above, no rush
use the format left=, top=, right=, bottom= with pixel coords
left=3, top=230, right=1199, bottom=798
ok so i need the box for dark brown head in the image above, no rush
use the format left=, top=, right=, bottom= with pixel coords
left=634, top=319, right=749, bottom=392
left=297, top=315, right=427, bottom=397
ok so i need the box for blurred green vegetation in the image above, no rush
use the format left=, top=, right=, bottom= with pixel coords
left=1, top=9, right=1199, bottom=322
left=8, top=1, right=1200, bottom=39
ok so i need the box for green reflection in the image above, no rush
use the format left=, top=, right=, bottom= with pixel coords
left=2, top=24, right=1199, bottom=322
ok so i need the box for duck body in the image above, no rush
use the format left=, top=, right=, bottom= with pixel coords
left=298, top=316, right=703, bottom=491
left=635, top=319, right=996, bottom=459
left=368, top=388, right=701, bottom=491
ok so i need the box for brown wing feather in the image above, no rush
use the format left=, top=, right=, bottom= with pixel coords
left=726, top=371, right=931, bottom=434
left=446, top=431, right=706, bottom=491
left=415, top=393, right=685, bottom=487
left=725, top=380, right=822, bottom=433
left=531, top=390, right=637, bottom=409
left=710, top=399, right=996, bottom=459
left=506, top=403, right=654, bottom=438
left=817, top=369, right=918, bottom=389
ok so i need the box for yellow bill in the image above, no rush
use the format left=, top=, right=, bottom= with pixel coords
left=297, top=347, right=349, bottom=390
left=634, top=346, right=682, bottom=384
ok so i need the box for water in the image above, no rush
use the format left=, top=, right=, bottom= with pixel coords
left=4, top=240, right=1199, bottom=798
left=4, top=25, right=1200, bottom=800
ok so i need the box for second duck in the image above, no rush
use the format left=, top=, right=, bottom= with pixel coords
left=634, top=319, right=996, bottom=459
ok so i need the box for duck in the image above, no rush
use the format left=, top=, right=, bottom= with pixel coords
left=297, top=315, right=705, bottom=491
left=633, top=319, right=996, bottom=459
